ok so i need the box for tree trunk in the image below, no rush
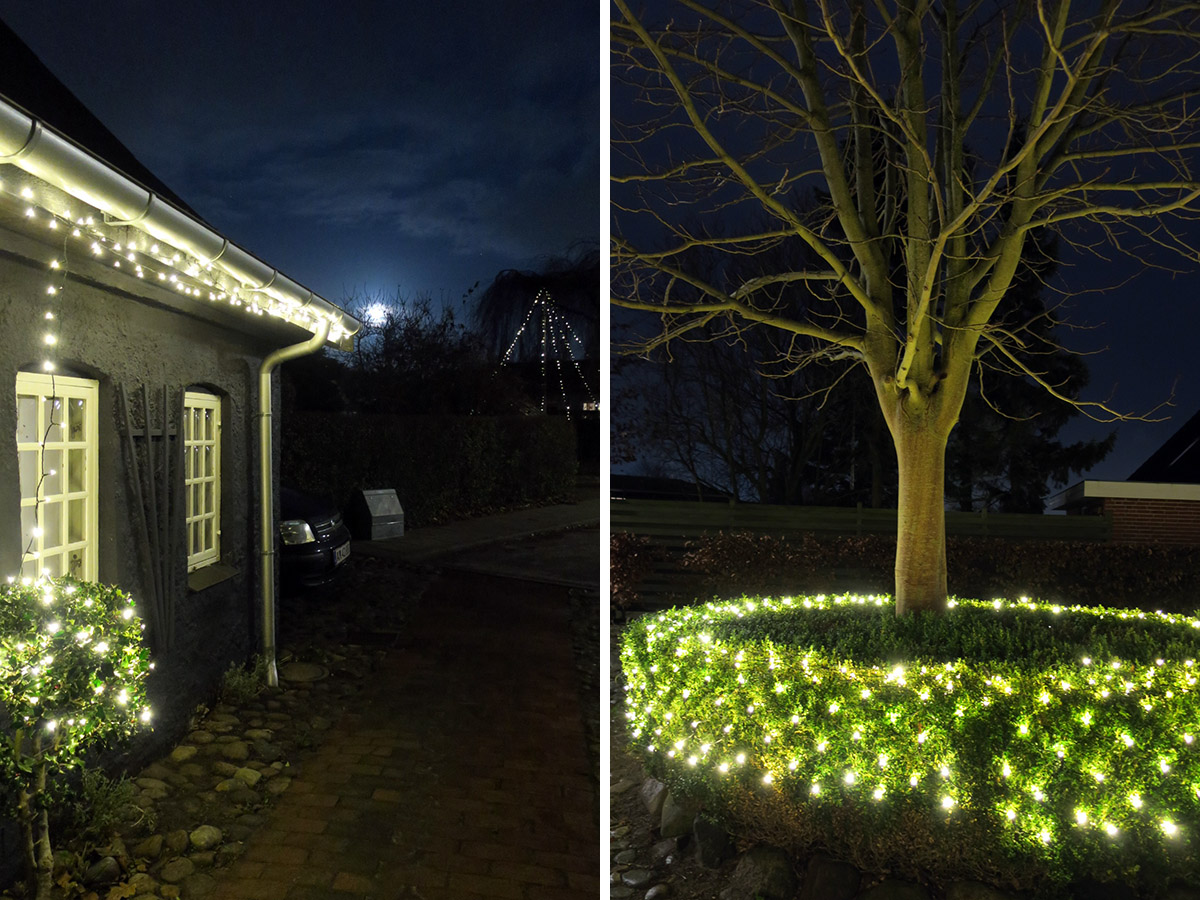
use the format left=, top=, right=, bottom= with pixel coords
left=894, top=419, right=950, bottom=615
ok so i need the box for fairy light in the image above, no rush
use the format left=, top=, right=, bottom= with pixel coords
left=622, top=593, right=1200, bottom=869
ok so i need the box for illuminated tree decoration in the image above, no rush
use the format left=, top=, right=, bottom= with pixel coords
left=499, top=288, right=598, bottom=418
left=622, top=595, right=1200, bottom=887
left=0, top=576, right=152, bottom=900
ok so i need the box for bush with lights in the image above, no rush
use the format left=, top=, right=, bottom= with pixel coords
left=0, top=576, right=152, bottom=900
left=620, top=594, right=1200, bottom=894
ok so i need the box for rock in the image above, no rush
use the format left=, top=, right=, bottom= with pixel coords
left=181, top=872, right=217, bottom=898
left=161, top=888, right=182, bottom=900
left=660, top=791, right=700, bottom=839
left=640, top=778, right=668, bottom=820
left=265, top=776, right=291, bottom=795
left=189, top=826, right=223, bottom=850
left=128, top=872, right=160, bottom=894
left=142, top=763, right=173, bottom=780
left=159, top=857, right=196, bottom=883
left=228, top=786, right=259, bottom=805
left=220, top=741, right=250, bottom=761
left=614, top=849, right=638, bottom=864
left=179, top=763, right=206, bottom=778
left=946, top=882, right=1026, bottom=900
left=651, top=838, right=677, bottom=862
left=234, top=767, right=262, bottom=786
left=83, top=856, right=121, bottom=886
left=170, top=745, right=198, bottom=764
left=622, top=869, right=655, bottom=888
left=252, top=740, right=282, bottom=762
left=165, top=830, right=190, bottom=853
left=132, top=835, right=164, bottom=859
left=724, top=846, right=797, bottom=900
left=188, top=731, right=215, bottom=745
left=215, top=778, right=240, bottom=792
left=694, top=815, right=734, bottom=868
left=236, top=813, right=267, bottom=828
left=858, top=879, right=931, bottom=900
left=189, top=851, right=216, bottom=867
left=211, top=761, right=238, bottom=777
left=134, top=895, right=159, bottom=900
left=309, top=715, right=331, bottom=730
left=611, top=889, right=635, bottom=899
left=646, top=885, right=672, bottom=900
left=137, top=777, right=171, bottom=792
left=244, top=728, right=273, bottom=740
left=612, top=776, right=639, bottom=794
left=214, top=842, right=245, bottom=867
left=800, top=854, right=860, bottom=900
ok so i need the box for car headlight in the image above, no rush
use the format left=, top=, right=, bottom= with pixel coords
left=279, top=519, right=316, bottom=545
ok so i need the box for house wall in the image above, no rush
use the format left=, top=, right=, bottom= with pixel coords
left=1102, top=497, right=1200, bottom=546
left=0, top=217, right=288, bottom=751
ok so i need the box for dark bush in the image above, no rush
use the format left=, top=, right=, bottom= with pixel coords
left=281, top=412, right=577, bottom=527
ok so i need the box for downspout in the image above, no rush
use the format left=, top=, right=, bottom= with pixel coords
left=258, top=319, right=330, bottom=687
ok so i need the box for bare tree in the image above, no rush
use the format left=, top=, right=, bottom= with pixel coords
left=612, top=0, right=1200, bottom=613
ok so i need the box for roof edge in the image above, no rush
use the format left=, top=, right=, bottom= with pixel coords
left=0, top=95, right=360, bottom=350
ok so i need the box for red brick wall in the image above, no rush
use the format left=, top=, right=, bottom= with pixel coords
left=1102, top=497, right=1200, bottom=545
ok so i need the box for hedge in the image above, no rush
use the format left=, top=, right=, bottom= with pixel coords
left=281, top=412, right=577, bottom=527
left=672, top=532, right=1200, bottom=616
left=621, top=594, right=1200, bottom=895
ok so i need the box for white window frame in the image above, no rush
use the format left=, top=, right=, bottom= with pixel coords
left=183, top=391, right=221, bottom=572
left=15, top=372, right=99, bottom=581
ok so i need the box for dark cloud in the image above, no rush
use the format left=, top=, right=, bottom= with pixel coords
left=0, top=1, right=598, bottom=301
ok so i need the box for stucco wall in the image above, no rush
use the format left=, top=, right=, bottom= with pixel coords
left=0, top=217, right=290, bottom=749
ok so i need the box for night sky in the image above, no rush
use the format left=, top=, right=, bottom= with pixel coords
left=609, top=4, right=1198, bottom=492
left=0, top=2, right=599, bottom=312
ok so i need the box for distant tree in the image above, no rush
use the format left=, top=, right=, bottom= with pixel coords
left=612, top=1, right=1198, bottom=613
left=473, top=244, right=601, bottom=364
left=337, top=292, right=527, bottom=415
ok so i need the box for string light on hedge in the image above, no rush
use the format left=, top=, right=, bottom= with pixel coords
left=622, top=593, right=1200, bottom=866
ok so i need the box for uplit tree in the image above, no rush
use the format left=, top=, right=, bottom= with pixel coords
left=612, top=0, right=1200, bottom=613
left=0, top=577, right=152, bottom=900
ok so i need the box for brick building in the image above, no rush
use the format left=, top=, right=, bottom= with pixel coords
left=1048, top=409, right=1200, bottom=545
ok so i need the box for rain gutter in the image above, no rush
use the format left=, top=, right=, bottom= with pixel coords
left=0, top=96, right=359, bottom=350
left=258, top=319, right=330, bottom=687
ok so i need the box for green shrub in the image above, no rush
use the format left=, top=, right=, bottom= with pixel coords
left=219, top=655, right=268, bottom=705
left=621, top=594, right=1200, bottom=895
left=0, top=576, right=152, bottom=899
left=281, top=412, right=577, bottom=527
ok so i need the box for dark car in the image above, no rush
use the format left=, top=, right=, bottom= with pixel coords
left=279, top=487, right=351, bottom=592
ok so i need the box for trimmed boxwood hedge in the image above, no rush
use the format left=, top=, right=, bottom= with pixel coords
left=282, top=412, right=577, bottom=527
left=621, top=595, right=1200, bottom=895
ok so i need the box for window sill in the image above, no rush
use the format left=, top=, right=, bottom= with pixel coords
left=188, top=563, right=239, bottom=593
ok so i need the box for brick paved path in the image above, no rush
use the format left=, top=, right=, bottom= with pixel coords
left=212, top=571, right=599, bottom=900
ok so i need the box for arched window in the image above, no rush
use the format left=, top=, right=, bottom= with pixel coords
left=183, top=391, right=221, bottom=571
left=15, top=372, right=99, bottom=580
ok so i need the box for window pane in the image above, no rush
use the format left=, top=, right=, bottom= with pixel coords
left=203, top=518, right=213, bottom=551
left=205, top=481, right=214, bottom=514
left=44, top=501, right=62, bottom=546
left=20, top=506, right=37, bottom=551
left=41, top=553, right=62, bottom=578
left=19, top=450, right=38, bottom=496
left=41, top=397, right=63, bottom=442
left=68, top=398, right=86, bottom=442
left=43, top=449, right=62, bottom=496
left=16, top=395, right=37, bottom=442
left=204, top=446, right=213, bottom=477
left=205, top=408, right=215, bottom=441
left=68, top=498, right=85, bottom=543
left=190, top=446, right=200, bottom=481
left=68, top=448, right=85, bottom=493
left=68, top=549, right=84, bottom=578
